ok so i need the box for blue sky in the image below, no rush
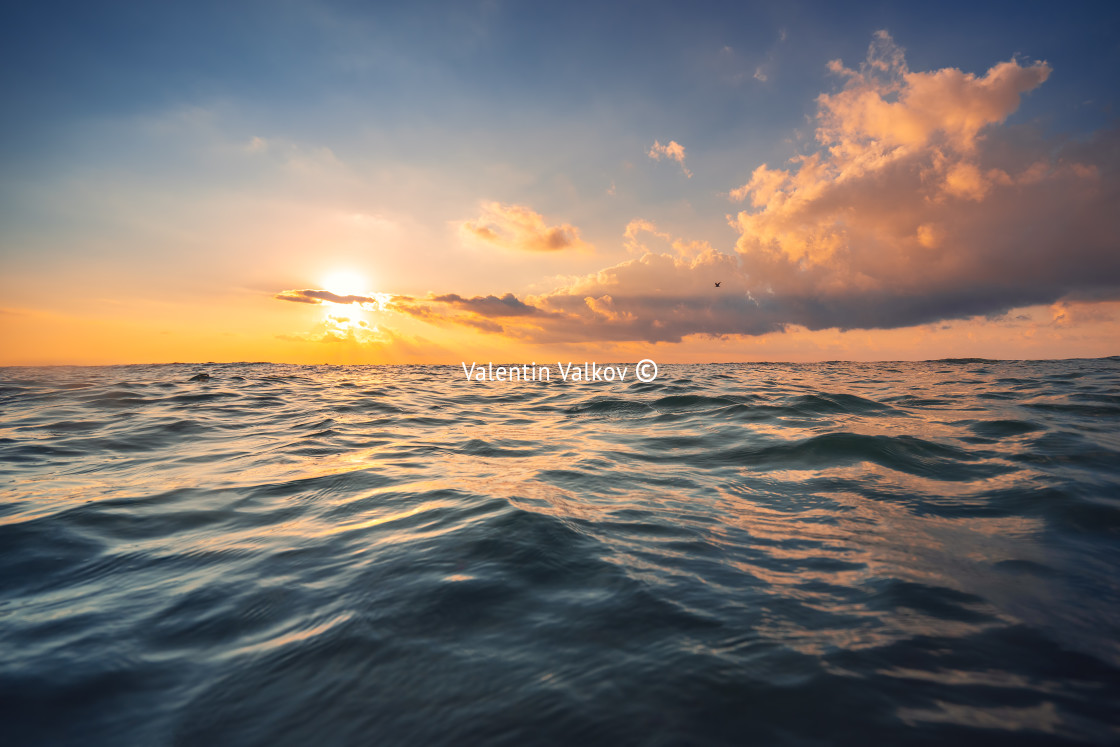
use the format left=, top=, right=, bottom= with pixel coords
left=6, top=1, right=1115, bottom=176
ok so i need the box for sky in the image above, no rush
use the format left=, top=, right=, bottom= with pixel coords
left=2, top=0, right=1119, bottom=365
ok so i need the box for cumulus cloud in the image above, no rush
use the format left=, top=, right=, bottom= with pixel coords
left=648, top=140, right=692, bottom=177
left=723, top=31, right=1119, bottom=332
left=817, top=31, right=1050, bottom=158
left=460, top=202, right=589, bottom=252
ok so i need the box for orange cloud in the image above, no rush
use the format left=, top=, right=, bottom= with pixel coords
left=460, top=202, right=589, bottom=252
left=816, top=32, right=1051, bottom=156
left=622, top=218, right=671, bottom=255
left=623, top=218, right=713, bottom=260
left=648, top=139, right=692, bottom=178
left=721, top=31, right=1119, bottom=332
left=729, top=164, right=788, bottom=206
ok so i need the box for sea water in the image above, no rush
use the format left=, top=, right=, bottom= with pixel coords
left=2, top=360, right=1119, bottom=744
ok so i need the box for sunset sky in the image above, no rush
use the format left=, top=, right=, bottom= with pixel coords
left=2, top=1, right=1118, bottom=365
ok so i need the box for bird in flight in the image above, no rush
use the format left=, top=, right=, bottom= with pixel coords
left=714, top=282, right=721, bottom=288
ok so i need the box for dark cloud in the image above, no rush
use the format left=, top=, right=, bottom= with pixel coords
left=274, top=289, right=383, bottom=306
left=430, top=293, right=540, bottom=317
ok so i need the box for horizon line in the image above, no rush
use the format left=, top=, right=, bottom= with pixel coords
left=3, top=355, right=1119, bottom=369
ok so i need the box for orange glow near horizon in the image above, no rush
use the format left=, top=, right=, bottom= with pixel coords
left=1, top=296, right=1117, bottom=366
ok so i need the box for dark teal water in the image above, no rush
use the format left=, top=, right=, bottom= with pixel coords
left=2, top=360, right=1119, bottom=745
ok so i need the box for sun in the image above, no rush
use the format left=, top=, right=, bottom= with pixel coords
left=321, top=269, right=369, bottom=297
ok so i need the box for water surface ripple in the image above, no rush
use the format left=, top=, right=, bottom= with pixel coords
left=2, top=360, right=1119, bottom=745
